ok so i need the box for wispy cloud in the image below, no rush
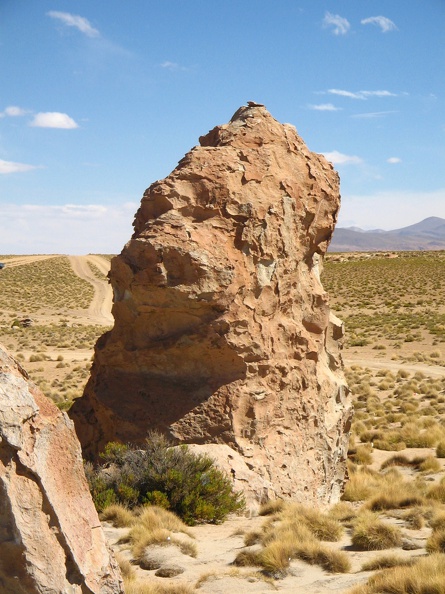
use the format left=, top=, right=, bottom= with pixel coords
left=0, top=202, right=137, bottom=254
left=361, top=16, right=397, bottom=33
left=0, top=106, right=28, bottom=118
left=47, top=11, right=100, bottom=38
left=328, top=89, right=364, bottom=100
left=361, top=90, right=397, bottom=98
left=160, top=61, right=187, bottom=72
left=322, top=151, right=363, bottom=166
left=387, top=157, right=402, bottom=164
left=308, top=103, right=342, bottom=111
left=30, top=112, right=79, bottom=129
left=328, top=89, right=397, bottom=100
left=323, top=12, right=350, bottom=35
left=352, top=111, right=397, bottom=119
left=0, top=159, right=39, bottom=174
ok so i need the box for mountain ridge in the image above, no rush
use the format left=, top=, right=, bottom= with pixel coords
left=329, top=217, right=445, bottom=252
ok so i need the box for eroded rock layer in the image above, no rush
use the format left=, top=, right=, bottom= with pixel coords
left=71, top=103, right=352, bottom=503
left=0, top=344, right=123, bottom=594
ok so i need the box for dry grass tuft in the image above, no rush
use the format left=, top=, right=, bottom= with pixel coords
left=365, top=482, right=424, bottom=512
left=347, top=553, right=445, bottom=594
left=123, top=506, right=197, bottom=563
left=361, top=553, right=414, bottom=571
left=280, top=503, right=344, bottom=542
left=328, top=501, right=358, bottom=524
left=100, top=504, right=135, bottom=527
left=426, top=528, right=445, bottom=553
left=124, top=580, right=196, bottom=594
left=115, top=552, right=135, bottom=581
left=248, top=507, right=351, bottom=575
left=351, top=511, right=402, bottom=550
left=258, top=499, right=285, bottom=516
left=232, top=549, right=261, bottom=567
left=244, top=530, right=262, bottom=546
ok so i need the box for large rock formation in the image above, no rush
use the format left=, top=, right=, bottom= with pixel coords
left=70, top=103, right=352, bottom=504
left=0, top=344, right=123, bottom=593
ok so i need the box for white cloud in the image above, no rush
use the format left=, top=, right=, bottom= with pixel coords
left=308, top=103, right=342, bottom=111
left=328, top=89, right=397, bottom=100
left=160, top=61, right=188, bottom=72
left=328, top=89, right=365, bottom=100
left=0, top=159, right=39, bottom=174
left=322, top=151, right=363, bottom=166
left=361, top=90, right=397, bottom=98
left=47, top=11, right=100, bottom=38
left=30, top=112, right=79, bottom=129
left=0, top=202, right=137, bottom=254
left=0, top=106, right=28, bottom=118
left=323, top=12, right=350, bottom=35
left=387, top=157, right=402, bottom=164
left=361, top=16, right=397, bottom=33
left=337, top=189, right=445, bottom=230
left=352, top=111, right=397, bottom=119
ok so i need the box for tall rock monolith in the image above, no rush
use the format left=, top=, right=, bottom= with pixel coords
left=0, top=344, right=124, bottom=593
left=70, top=103, right=352, bottom=504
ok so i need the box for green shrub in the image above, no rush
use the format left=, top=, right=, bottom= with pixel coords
left=85, top=432, right=245, bottom=525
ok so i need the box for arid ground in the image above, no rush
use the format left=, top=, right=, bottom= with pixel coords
left=1, top=251, right=445, bottom=593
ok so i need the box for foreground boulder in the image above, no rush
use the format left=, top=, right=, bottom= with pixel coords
left=70, top=103, right=352, bottom=504
left=0, top=345, right=123, bottom=593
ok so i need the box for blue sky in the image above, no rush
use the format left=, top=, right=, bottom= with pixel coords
left=1, top=1, right=444, bottom=253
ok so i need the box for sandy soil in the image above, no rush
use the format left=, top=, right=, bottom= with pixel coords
left=103, top=503, right=431, bottom=594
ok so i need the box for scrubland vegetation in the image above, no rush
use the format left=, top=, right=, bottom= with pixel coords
left=0, top=256, right=94, bottom=315
left=0, top=255, right=110, bottom=408
left=323, top=251, right=445, bottom=358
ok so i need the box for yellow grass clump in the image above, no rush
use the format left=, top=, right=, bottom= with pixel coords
left=351, top=511, right=402, bottom=550
left=348, top=553, right=445, bottom=594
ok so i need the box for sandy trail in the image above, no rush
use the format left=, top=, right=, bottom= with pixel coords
left=344, top=355, right=445, bottom=378
left=68, top=255, right=113, bottom=325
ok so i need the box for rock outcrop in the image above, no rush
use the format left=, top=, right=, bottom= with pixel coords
left=0, top=344, right=123, bottom=593
left=70, top=103, right=352, bottom=504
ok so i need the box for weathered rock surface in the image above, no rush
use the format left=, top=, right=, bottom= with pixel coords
left=70, top=103, right=352, bottom=504
left=0, top=344, right=123, bottom=594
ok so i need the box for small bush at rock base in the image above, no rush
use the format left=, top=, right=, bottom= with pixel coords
left=85, top=432, right=245, bottom=525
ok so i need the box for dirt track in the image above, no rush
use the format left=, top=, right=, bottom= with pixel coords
left=344, top=355, right=445, bottom=378
left=68, top=255, right=113, bottom=325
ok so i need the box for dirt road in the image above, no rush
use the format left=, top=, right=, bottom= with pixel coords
left=344, top=355, right=445, bottom=378
left=68, top=255, right=113, bottom=325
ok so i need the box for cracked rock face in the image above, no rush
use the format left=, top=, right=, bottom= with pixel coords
left=70, top=104, right=352, bottom=504
left=0, top=344, right=123, bottom=594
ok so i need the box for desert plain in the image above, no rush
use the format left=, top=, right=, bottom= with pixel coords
left=1, top=250, right=445, bottom=593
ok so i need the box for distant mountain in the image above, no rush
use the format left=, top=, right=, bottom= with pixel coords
left=329, top=217, right=445, bottom=252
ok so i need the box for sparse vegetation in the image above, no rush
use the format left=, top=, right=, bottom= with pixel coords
left=3, top=251, right=445, bottom=591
